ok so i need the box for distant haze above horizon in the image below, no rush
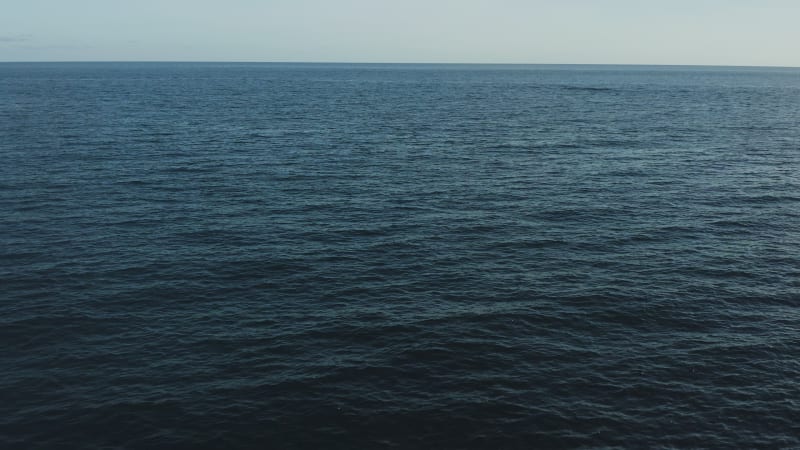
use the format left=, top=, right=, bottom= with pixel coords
left=2, top=0, right=799, bottom=67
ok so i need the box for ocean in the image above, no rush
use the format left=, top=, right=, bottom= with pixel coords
left=1, top=62, right=799, bottom=448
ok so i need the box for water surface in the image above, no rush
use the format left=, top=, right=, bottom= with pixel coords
left=2, top=63, right=800, bottom=448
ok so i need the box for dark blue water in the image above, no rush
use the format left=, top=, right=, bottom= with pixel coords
left=2, top=63, right=800, bottom=448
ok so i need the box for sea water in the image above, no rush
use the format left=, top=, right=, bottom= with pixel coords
left=1, top=63, right=799, bottom=448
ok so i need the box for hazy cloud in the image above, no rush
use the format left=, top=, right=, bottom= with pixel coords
left=0, top=34, right=32, bottom=43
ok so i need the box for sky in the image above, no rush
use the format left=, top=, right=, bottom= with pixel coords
left=1, top=0, right=799, bottom=66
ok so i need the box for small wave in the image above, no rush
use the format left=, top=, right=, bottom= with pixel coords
left=560, top=85, right=616, bottom=92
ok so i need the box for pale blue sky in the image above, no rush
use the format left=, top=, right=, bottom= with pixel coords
left=1, top=0, right=799, bottom=66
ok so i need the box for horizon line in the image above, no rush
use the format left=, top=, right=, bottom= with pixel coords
left=0, top=60, right=799, bottom=69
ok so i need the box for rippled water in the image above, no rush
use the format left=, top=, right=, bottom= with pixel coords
left=2, top=63, right=800, bottom=448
